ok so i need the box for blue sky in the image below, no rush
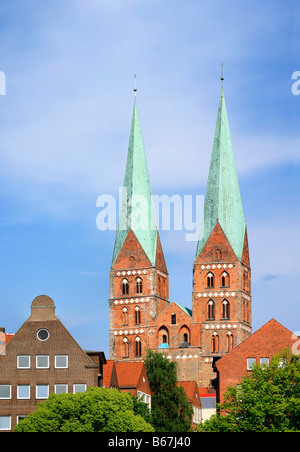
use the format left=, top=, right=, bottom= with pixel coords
left=0, top=0, right=299, bottom=356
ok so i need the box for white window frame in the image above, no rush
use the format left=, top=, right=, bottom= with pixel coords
left=17, top=355, right=30, bottom=369
left=260, top=357, right=270, bottom=366
left=36, top=355, right=49, bottom=369
left=55, top=384, right=68, bottom=394
left=0, top=416, right=11, bottom=431
left=17, top=384, right=30, bottom=399
left=193, top=406, right=201, bottom=424
left=17, top=415, right=27, bottom=424
left=55, top=355, right=68, bottom=369
left=0, top=385, right=11, bottom=399
left=73, top=384, right=86, bottom=394
left=36, top=384, right=49, bottom=399
left=137, top=390, right=151, bottom=410
left=247, top=357, right=256, bottom=370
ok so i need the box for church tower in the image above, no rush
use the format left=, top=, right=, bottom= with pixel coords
left=109, top=96, right=169, bottom=361
left=192, top=86, right=252, bottom=387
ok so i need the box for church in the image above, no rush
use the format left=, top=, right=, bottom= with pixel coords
left=108, top=83, right=252, bottom=389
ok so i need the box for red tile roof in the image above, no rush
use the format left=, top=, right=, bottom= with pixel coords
left=103, top=359, right=115, bottom=388
left=115, top=361, right=144, bottom=388
left=177, top=381, right=198, bottom=402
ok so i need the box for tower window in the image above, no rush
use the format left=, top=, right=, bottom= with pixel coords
left=135, top=306, right=141, bottom=324
left=158, top=326, right=169, bottom=347
left=136, top=277, right=143, bottom=294
left=122, top=307, right=128, bottom=325
left=122, top=279, right=129, bottom=295
left=215, top=249, right=222, bottom=259
left=221, top=272, right=230, bottom=287
left=207, top=300, right=215, bottom=320
left=211, top=332, right=219, bottom=353
left=222, top=299, right=230, bottom=319
left=171, top=314, right=176, bottom=324
left=135, top=336, right=141, bottom=357
left=179, top=325, right=190, bottom=345
left=123, top=337, right=129, bottom=358
left=227, top=332, right=233, bottom=352
left=207, top=272, right=214, bottom=288
left=243, top=270, right=249, bottom=291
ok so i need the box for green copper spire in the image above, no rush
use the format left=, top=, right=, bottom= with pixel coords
left=112, top=98, right=158, bottom=267
left=196, top=88, right=245, bottom=260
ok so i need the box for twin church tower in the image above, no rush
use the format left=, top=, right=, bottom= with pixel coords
left=108, top=84, right=252, bottom=388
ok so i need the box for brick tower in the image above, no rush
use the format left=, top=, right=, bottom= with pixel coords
left=108, top=85, right=251, bottom=390
left=109, top=96, right=169, bottom=361
left=192, top=86, right=252, bottom=387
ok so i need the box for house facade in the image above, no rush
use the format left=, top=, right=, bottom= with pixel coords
left=0, top=295, right=106, bottom=432
left=215, top=318, right=298, bottom=404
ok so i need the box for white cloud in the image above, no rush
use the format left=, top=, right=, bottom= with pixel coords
left=0, top=0, right=298, bottom=218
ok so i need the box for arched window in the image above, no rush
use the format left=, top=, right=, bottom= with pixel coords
left=222, top=299, right=230, bottom=319
left=136, top=277, right=142, bottom=294
left=158, top=326, right=169, bottom=348
left=179, top=325, right=190, bottom=345
left=227, top=332, right=233, bottom=352
left=211, top=332, right=219, bottom=353
left=207, top=272, right=214, bottom=288
left=243, top=270, right=249, bottom=291
left=135, top=336, right=141, bottom=357
left=221, top=272, right=230, bottom=287
left=207, top=300, right=215, bottom=320
left=215, top=249, right=222, bottom=259
left=122, top=279, right=129, bottom=295
left=122, top=307, right=128, bottom=325
left=135, top=306, right=141, bottom=324
left=123, top=337, right=129, bottom=358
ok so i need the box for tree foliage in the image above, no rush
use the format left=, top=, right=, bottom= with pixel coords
left=144, top=349, right=193, bottom=432
left=14, top=387, right=154, bottom=432
left=199, top=350, right=300, bottom=432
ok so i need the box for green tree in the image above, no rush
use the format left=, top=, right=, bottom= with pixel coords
left=14, top=387, right=154, bottom=432
left=199, top=350, right=300, bottom=432
left=144, top=350, right=192, bottom=432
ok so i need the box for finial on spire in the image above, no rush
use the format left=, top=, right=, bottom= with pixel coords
left=220, top=63, right=224, bottom=88
left=134, top=74, right=137, bottom=97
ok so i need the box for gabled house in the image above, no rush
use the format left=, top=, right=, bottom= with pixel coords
left=177, top=380, right=201, bottom=426
left=215, top=318, right=298, bottom=404
left=103, top=360, right=151, bottom=410
left=0, top=295, right=106, bottom=432
left=115, top=361, right=151, bottom=410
